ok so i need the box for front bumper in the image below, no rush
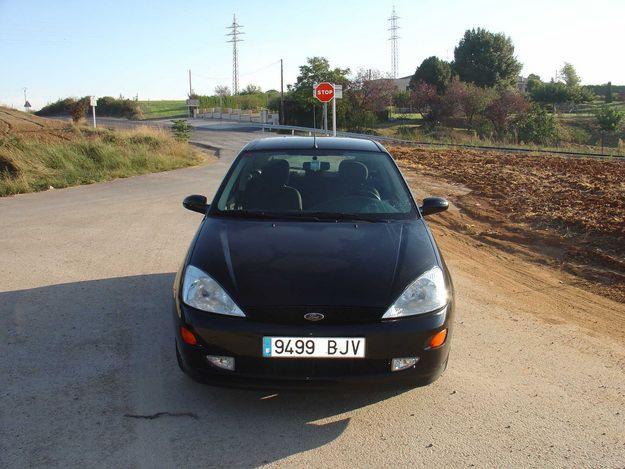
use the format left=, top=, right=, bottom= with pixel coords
left=174, top=301, right=453, bottom=390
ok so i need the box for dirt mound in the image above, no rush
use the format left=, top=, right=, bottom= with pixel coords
left=391, top=145, right=625, bottom=303
left=0, top=106, right=75, bottom=142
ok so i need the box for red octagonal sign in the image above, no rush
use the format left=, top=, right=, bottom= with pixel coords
left=314, top=82, right=335, bottom=102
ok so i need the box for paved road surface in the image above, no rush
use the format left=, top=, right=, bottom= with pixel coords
left=1, top=124, right=624, bottom=467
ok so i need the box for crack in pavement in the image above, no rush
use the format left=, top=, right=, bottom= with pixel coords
left=124, top=411, right=199, bottom=420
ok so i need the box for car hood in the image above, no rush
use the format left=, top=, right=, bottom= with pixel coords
left=188, top=217, right=439, bottom=312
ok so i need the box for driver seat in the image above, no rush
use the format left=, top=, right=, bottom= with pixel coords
left=337, top=160, right=380, bottom=199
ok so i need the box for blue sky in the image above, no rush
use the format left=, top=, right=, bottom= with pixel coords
left=1, top=0, right=623, bottom=109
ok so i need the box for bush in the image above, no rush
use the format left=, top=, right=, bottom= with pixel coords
left=561, top=126, right=592, bottom=145
left=171, top=120, right=192, bottom=141
left=96, top=96, right=141, bottom=119
left=36, top=98, right=77, bottom=116
left=37, top=96, right=141, bottom=119
left=70, top=98, right=89, bottom=123
left=516, top=105, right=560, bottom=145
left=595, top=105, right=624, bottom=132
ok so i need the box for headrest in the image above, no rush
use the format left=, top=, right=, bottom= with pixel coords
left=339, top=160, right=368, bottom=185
left=261, top=159, right=290, bottom=185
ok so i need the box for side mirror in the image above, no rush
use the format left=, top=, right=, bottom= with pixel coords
left=419, top=197, right=449, bottom=216
left=183, top=195, right=209, bottom=214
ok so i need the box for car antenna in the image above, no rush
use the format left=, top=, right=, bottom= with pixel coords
left=312, top=104, right=318, bottom=148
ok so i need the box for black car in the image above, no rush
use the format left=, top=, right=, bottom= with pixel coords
left=173, top=137, right=454, bottom=389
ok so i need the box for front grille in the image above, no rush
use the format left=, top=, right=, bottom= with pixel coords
left=236, top=357, right=390, bottom=378
left=243, top=305, right=386, bottom=325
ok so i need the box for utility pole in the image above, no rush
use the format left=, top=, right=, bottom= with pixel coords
left=226, top=14, right=244, bottom=95
left=388, top=6, right=400, bottom=78
left=280, top=58, right=285, bottom=125
left=188, top=69, right=193, bottom=96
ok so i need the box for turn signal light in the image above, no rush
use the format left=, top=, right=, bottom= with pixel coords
left=428, top=329, right=447, bottom=349
left=180, top=326, right=198, bottom=346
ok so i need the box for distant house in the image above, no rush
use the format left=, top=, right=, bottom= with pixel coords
left=392, top=75, right=413, bottom=92
left=367, top=75, right=413, bottom=92
left=517, top=76, right=528, bottom=93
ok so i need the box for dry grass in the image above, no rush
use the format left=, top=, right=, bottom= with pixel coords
left=0, top=108, right=205, bottom=197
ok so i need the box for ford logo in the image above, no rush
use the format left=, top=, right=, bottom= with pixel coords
left=304, top=312, right=324, bottom=322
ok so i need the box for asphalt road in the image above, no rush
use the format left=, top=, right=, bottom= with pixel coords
left=1, top=122, right=624, bottom=467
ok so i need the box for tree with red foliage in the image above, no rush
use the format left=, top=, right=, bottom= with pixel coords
left=410, top=81, right=439, bottom=122
left=484, top=88, right=528, bottom=140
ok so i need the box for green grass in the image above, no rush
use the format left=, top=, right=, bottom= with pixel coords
left=137, top=100, right=187, bottom=119
left=0, top=126, right=204, bottom=196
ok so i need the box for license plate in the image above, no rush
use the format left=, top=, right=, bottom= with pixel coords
left=262, top=337, right=365, bottom=358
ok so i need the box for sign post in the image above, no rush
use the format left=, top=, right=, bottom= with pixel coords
left=90, top=96, right=97, bottom=128
left=332, top=85, right=342, bottom=137
left=314, top=82, right=332, bottom=134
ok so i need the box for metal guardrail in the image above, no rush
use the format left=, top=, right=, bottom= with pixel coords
left=194, top=120, right=623, bottom=160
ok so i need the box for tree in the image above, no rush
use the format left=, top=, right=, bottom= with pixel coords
left=526, top=74, right=542, bottom=93
left=392, top=90, right=411, bottom=109
left=240, top=84, right=262, bottom=95
left=530, top=82, right=592, bottom=109
left=453, top=28, right=522, bottom=87
left=595, top=105, right=623, bottom=132
left=286, top=57, right=350, bottom=127
left=484, top=87, right=528, bottom=140
left=214, top=85, right=231, bottom=97
left=459, top=82, right=495, bottom=126
left=606, top=81, right=613, bottom=103
left=349, top=69, right=395, bottom=118
left=558, top=63, right=580, bottom=88
left=410, top=82, right=439, bottom=121
left=408, top=56, right=452, bottom=94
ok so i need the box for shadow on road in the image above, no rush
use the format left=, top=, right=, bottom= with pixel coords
left=2, top=273, right=408, bottom=466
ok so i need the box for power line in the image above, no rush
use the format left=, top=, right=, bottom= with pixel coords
left=388, top=6, right=400, bottom=79
left=226, top=14, right=244, bottom=94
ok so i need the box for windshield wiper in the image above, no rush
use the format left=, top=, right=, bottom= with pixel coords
left=214, top=210, right=325, bottom=222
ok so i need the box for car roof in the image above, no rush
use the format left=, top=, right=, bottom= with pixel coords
left=241, top=136, right=385, bottom=153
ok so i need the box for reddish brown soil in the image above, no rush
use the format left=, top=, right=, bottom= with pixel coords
left=391, top=145, right=625, bottom=303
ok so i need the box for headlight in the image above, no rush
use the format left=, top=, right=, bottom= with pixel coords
left=382, top=266, right=447, bottom=318
left=182, top=265, right=245, bottom=317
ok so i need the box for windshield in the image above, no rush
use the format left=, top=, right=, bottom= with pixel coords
left=212, top=149, right=416, bottom=221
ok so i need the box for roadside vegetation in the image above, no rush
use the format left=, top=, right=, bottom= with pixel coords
left=37, top=96, right=143, bottom=120
left=0, top=107, right=204, bottom=197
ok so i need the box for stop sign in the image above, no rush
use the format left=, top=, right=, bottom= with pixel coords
left=314, top=82, right=335, bottom=102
